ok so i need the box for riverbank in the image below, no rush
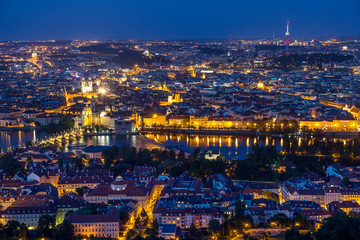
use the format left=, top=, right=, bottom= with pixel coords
left=137, top=134, right=165, bottom=149
left=324, top=131, right=360, bottom=138
left=0, top=126, right=35, bottom=131
left=141, top=128, right=256, bottom=136
left=83, top=132, right=114, bottom=136
left=141, top=128, right=360, bottom=138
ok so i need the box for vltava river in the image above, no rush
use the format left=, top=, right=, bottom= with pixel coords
left=1, top=131, right=284, bottom=159
left=143, top=133, right=283, bottom=159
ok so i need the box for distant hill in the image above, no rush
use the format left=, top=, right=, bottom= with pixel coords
left=78, top=44, right=170, bottom=67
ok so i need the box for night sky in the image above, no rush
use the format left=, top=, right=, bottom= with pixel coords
left=0, top=0, right=359, bottom=41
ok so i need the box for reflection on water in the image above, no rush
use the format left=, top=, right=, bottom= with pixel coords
left=2, top=130, right=282, bottom=159
left=0, top=131, right=160, bottom=153
left=68, top=135, right=160, bottom=152
left=0, top=130, right=49, bottom=150
left=143, top=133, right=283, bottom=160
left=3, top=131, right=354, bottom=160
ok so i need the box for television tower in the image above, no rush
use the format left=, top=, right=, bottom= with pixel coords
left=285, top=20, right=290, bottom=51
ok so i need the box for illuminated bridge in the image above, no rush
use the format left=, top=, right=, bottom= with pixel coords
left=34, top=128, right=83, bottom=146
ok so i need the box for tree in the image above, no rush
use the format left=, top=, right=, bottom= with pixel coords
left=18, top=223, right=29, bottom=240
left=103, top=149, right=114, bottom=169
left=24, top=140, right=32, bottom=148
left=235, top=201, right=245, bottom=218
left=0, top=221, right=29, bottom=239
left=292, top=213, right=312, bottom=230
left=208, top=219, right=221, bottom=236
left=65, top=162, right=70, bottom=171
left=54, top=220, right=74, bottom=240
left=145, top=220, right=159, bottom=236
left=188, top=222, right=204, bottom=239
left=46, top=118, right=74, bottom=134
left=263, top=191, right=279, bottom=203
left=26, top=156, right=33, bottom=166
left=315, top=213, right=360, bottom=240
left=141, top=208, right=148, bottom=218
left=110, top=163, right=131, bottom=177
left=237, top=215, right=254, bottom=230
left=246, top=145, right=279, bottom=165
left=138, top=149, right=153, bottom=165
left=235, top=160, right=264, bottom=181
left=59, top=118, right=75, bottom=131
left=285, top=228, right=313, bottom=240
left=120, top=211, right=130, bottom=224
left=135, top=216, right=141, bottom=228
left=188, top=223, right=197, bottom=237
left=58, top=158, right=64, bottom=170
left=72, top=157, right=84, bottom=170
left=0, top=154, right=23, bottom=177
left=268, top=213, right=291, bottom=228
left=178, top=149, right=186, bottom=161
left=126, top=229, right=138, bottom=240
left=169, top=166, right=184, bottom=177
left=67, top=204, right=98, bottom=216
left=37, top=215, right=56, bottom=238
left=76, top=186, right=89, bottom=197
left=342, top=177, right=352, bottom=188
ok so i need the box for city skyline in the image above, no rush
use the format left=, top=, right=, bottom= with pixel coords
left=1, top=1, right=360, bottom=239
left=0, top=0, right=359, bottom=41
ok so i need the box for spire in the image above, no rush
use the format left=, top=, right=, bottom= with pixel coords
left=63, top=87, right=68, bottom=106
left=286, top=20, right=290, bottom=36
left=285, top=19, right=290, bottom=52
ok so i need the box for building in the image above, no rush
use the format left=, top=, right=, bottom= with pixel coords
left=327, top=200, right=360, bottom=214
left=299, top=119, right=358, bottom=132
left=84, top=183, right=150, bottom=207
left=54, top=196, right=80, bottom=225
left=167, top=92, right=183, bottom=104
left=115, top=120, right=136, bottom=135
left=1, top=197, right=57, bottom=229
left=81, top=80, right=93, bottom=94
left=153, top=207, right=224, bottom=229
left=82, top=105, right=93, bottom=126
left=80, top=145, right=111, bottom=159
left=66, top=212, right=120, bottom=238
left=168, top=116, right=189, bottom=127
left=143, top=115, right=167, bottom=127
left=299, top=209, right=332, bottom=223
left=159, top=224, right=180, bottom=240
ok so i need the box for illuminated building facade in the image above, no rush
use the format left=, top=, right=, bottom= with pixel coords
left=167, top=92, right=183, bottom=104
left=299, top=119, right=358, bottom=132
left=81, top=80, right=93, bottom=94
left=82, top=105, right=92, bottom=126
left=142, top=115, right=245, bottom=129
left=31, top=51, right=37, bottom=61
left=153, top=208, right=224, bottom=229
left=57, top=176, right=105, bottom=195
left=66, top=213, right=120, bottom=238
left=189, top=116, right=244, bottom=129
left=143, top=115, right=167, bottom=127
left=1, top=198, right=56, bottom=229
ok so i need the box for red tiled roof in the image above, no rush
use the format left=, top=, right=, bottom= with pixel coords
left=66, top=213, right=119, bottom=223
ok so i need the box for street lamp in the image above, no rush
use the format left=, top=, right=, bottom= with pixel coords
left=99, top=88, right=106, bottom=94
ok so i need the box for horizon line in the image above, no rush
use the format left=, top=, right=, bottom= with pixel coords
left=1, top=36, right=360, bottom=43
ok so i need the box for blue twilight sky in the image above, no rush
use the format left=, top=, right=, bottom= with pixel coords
left=0, top=0, right=359, bottom=41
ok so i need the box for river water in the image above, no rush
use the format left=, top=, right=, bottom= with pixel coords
left=0, top=130, right=158, bottom=151
left=142, top=133, right=283, bottom=159
left=0, top=130, right=286, bottom=159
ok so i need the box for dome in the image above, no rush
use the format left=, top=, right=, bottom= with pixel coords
left=82, top=105, right=92, bottom=114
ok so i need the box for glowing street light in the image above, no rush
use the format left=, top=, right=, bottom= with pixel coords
left=99, top=88, right=106, bottom=94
